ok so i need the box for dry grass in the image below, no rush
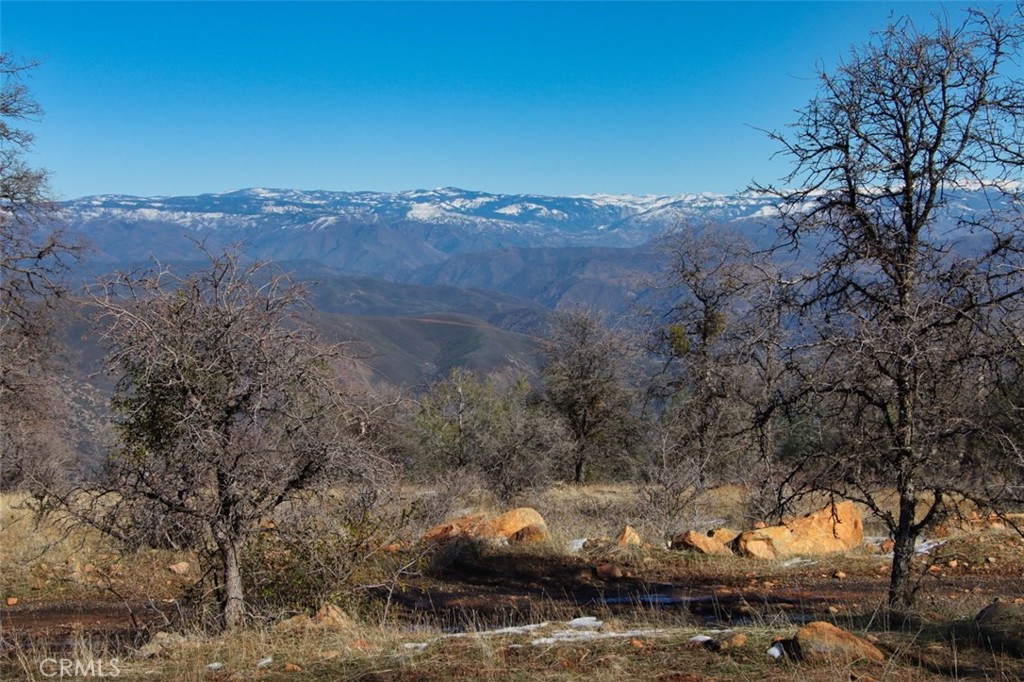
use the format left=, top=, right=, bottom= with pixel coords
left=0, top=493, right=193, bottom=606
left=2, top=488, right=1023, bottom=682
left=10, top=617, right=1021, bottom=681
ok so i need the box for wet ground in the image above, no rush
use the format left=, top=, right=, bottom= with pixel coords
left=0, top=600, right=177, bottom=656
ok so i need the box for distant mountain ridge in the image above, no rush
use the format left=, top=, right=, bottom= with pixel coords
left=63, top=186, right=787, bottom=274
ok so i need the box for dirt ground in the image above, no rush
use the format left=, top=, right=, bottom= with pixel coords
left=3, top=527, right=1022, bottom=680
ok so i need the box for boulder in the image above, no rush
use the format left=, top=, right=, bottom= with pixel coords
left=510, top=523, right=548, bottom=545
left=167, top=561, right=191, bottom=576
left=315, top=603, right=354, bottom=629
left=792, top=621, right=886, bottom=663
left=423, top=513, right=488, bottom=543
left=423, top=508, right=547, bottom=544
left=273, top=614, right=314, bottom=632
left=736, top=502, right=864, bottom=560
left=615, top=525, right=642, bottom=547
left=672, top=529, right=737, bottom=556
left=478, top=508, right=546, bottom=540
left=976, top=600, right=1024, bottom=657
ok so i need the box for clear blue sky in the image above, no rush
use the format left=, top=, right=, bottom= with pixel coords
left=1, top=1, right=1011, bottom=199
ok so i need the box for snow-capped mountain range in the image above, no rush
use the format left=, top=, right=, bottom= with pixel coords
left=62, top=186, right=1008, bottom=278
left=64, top=186, right=775, bottom=257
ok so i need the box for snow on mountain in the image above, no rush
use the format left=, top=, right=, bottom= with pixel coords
left=61, top=185, right=1009, bottom=277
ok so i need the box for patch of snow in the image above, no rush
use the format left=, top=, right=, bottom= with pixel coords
left=689, top=635, right=714, bottom=644
left=495, top=204, right=524, bottom=216
left=483, top=622, right=551, bottom=636
left=407, top=202, right=447, bottom=220
left=261, top=204, right=301, bottom=214
left=449, top=196, right=496, bottom=210
left=767, top=642, right=785, bottom=659
left=781, top=557, right=818, bottom=568
left=916, top=538, right=947, bottom=554
left=403, top=642, right=429, bottom=652
left=568, top=538, right=587, bottom=552
left=255, top=657, right=273, bottom=669
left=566, top=616, right=602, bottom=630
left=530, top=627, right=664, bottom=647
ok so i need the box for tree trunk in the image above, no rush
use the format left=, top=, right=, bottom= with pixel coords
left=573, top=447, right=586, bottom=485
left=220, top=539, right=245, bottom=632
left=888, top=488, right=919, bottom=609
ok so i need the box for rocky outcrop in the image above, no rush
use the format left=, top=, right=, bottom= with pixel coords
left=672, top=528, right=739, bottom=556
left=791, top=621, right=886, bottom=663
left=423, top=508, right=547, bottom=544
left=735, top=502, right=864, bottom=560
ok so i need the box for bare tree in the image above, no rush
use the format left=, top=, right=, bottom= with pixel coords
left=87, top=246, right=394, bottom=631
left=540, top=308, right=643, bottom=484
left=758, top=7, right=1024, bottom=608
left=648, top=225, right=789, bottom=520
left=0, top=53, right=81, bottom=493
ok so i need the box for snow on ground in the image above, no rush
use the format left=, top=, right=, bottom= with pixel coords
left=400, top=616, right=672, bottom=653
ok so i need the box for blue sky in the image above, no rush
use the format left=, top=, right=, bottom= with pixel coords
left=1, top=1, right=1011, bottom=199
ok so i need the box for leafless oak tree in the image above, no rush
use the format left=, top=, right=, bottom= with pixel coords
left=87, top=246, right=395, bottom=631
left=648, top=225, right=790, bottom=523
left=758, top=7, right=1024, bottom=608
left=1, top=53, right=81, bottom=493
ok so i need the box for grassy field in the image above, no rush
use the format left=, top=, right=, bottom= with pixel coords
left=2, top=488, right=1022, bottom=681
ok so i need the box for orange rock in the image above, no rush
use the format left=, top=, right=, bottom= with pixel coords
left=672, top=530, right=734, bottom=556
left=284, top=663, right=303, bottom=672
left=167, top=561, right=190, bottom=576
left=510, top=523, right=548, bottom=545
left=6, top=597, right=17, bottom=606
left=424, top=508, right=547, bottom=543
left=315, top=603, right=353, bottom=628
left=596, top=563, right=624, bottom=580
left=721, top=633, right=747, bottom=649
left=615, top=525, right=642, bottom=546
left=735, top=502, right=864, bottom=560
left=422, top=513, right=489, bottom=543
left=879, top=538, right=895, bottom=553
left=477, top=508, right=546, bottom=540
left=793, top=621, right=886, bottom=662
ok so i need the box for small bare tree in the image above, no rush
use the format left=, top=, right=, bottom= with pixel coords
left=1, top=53, right=81, bottom=494
left=87, top=246, right=394, bottom=631
left=758, top=7, right=1024, bottom=608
